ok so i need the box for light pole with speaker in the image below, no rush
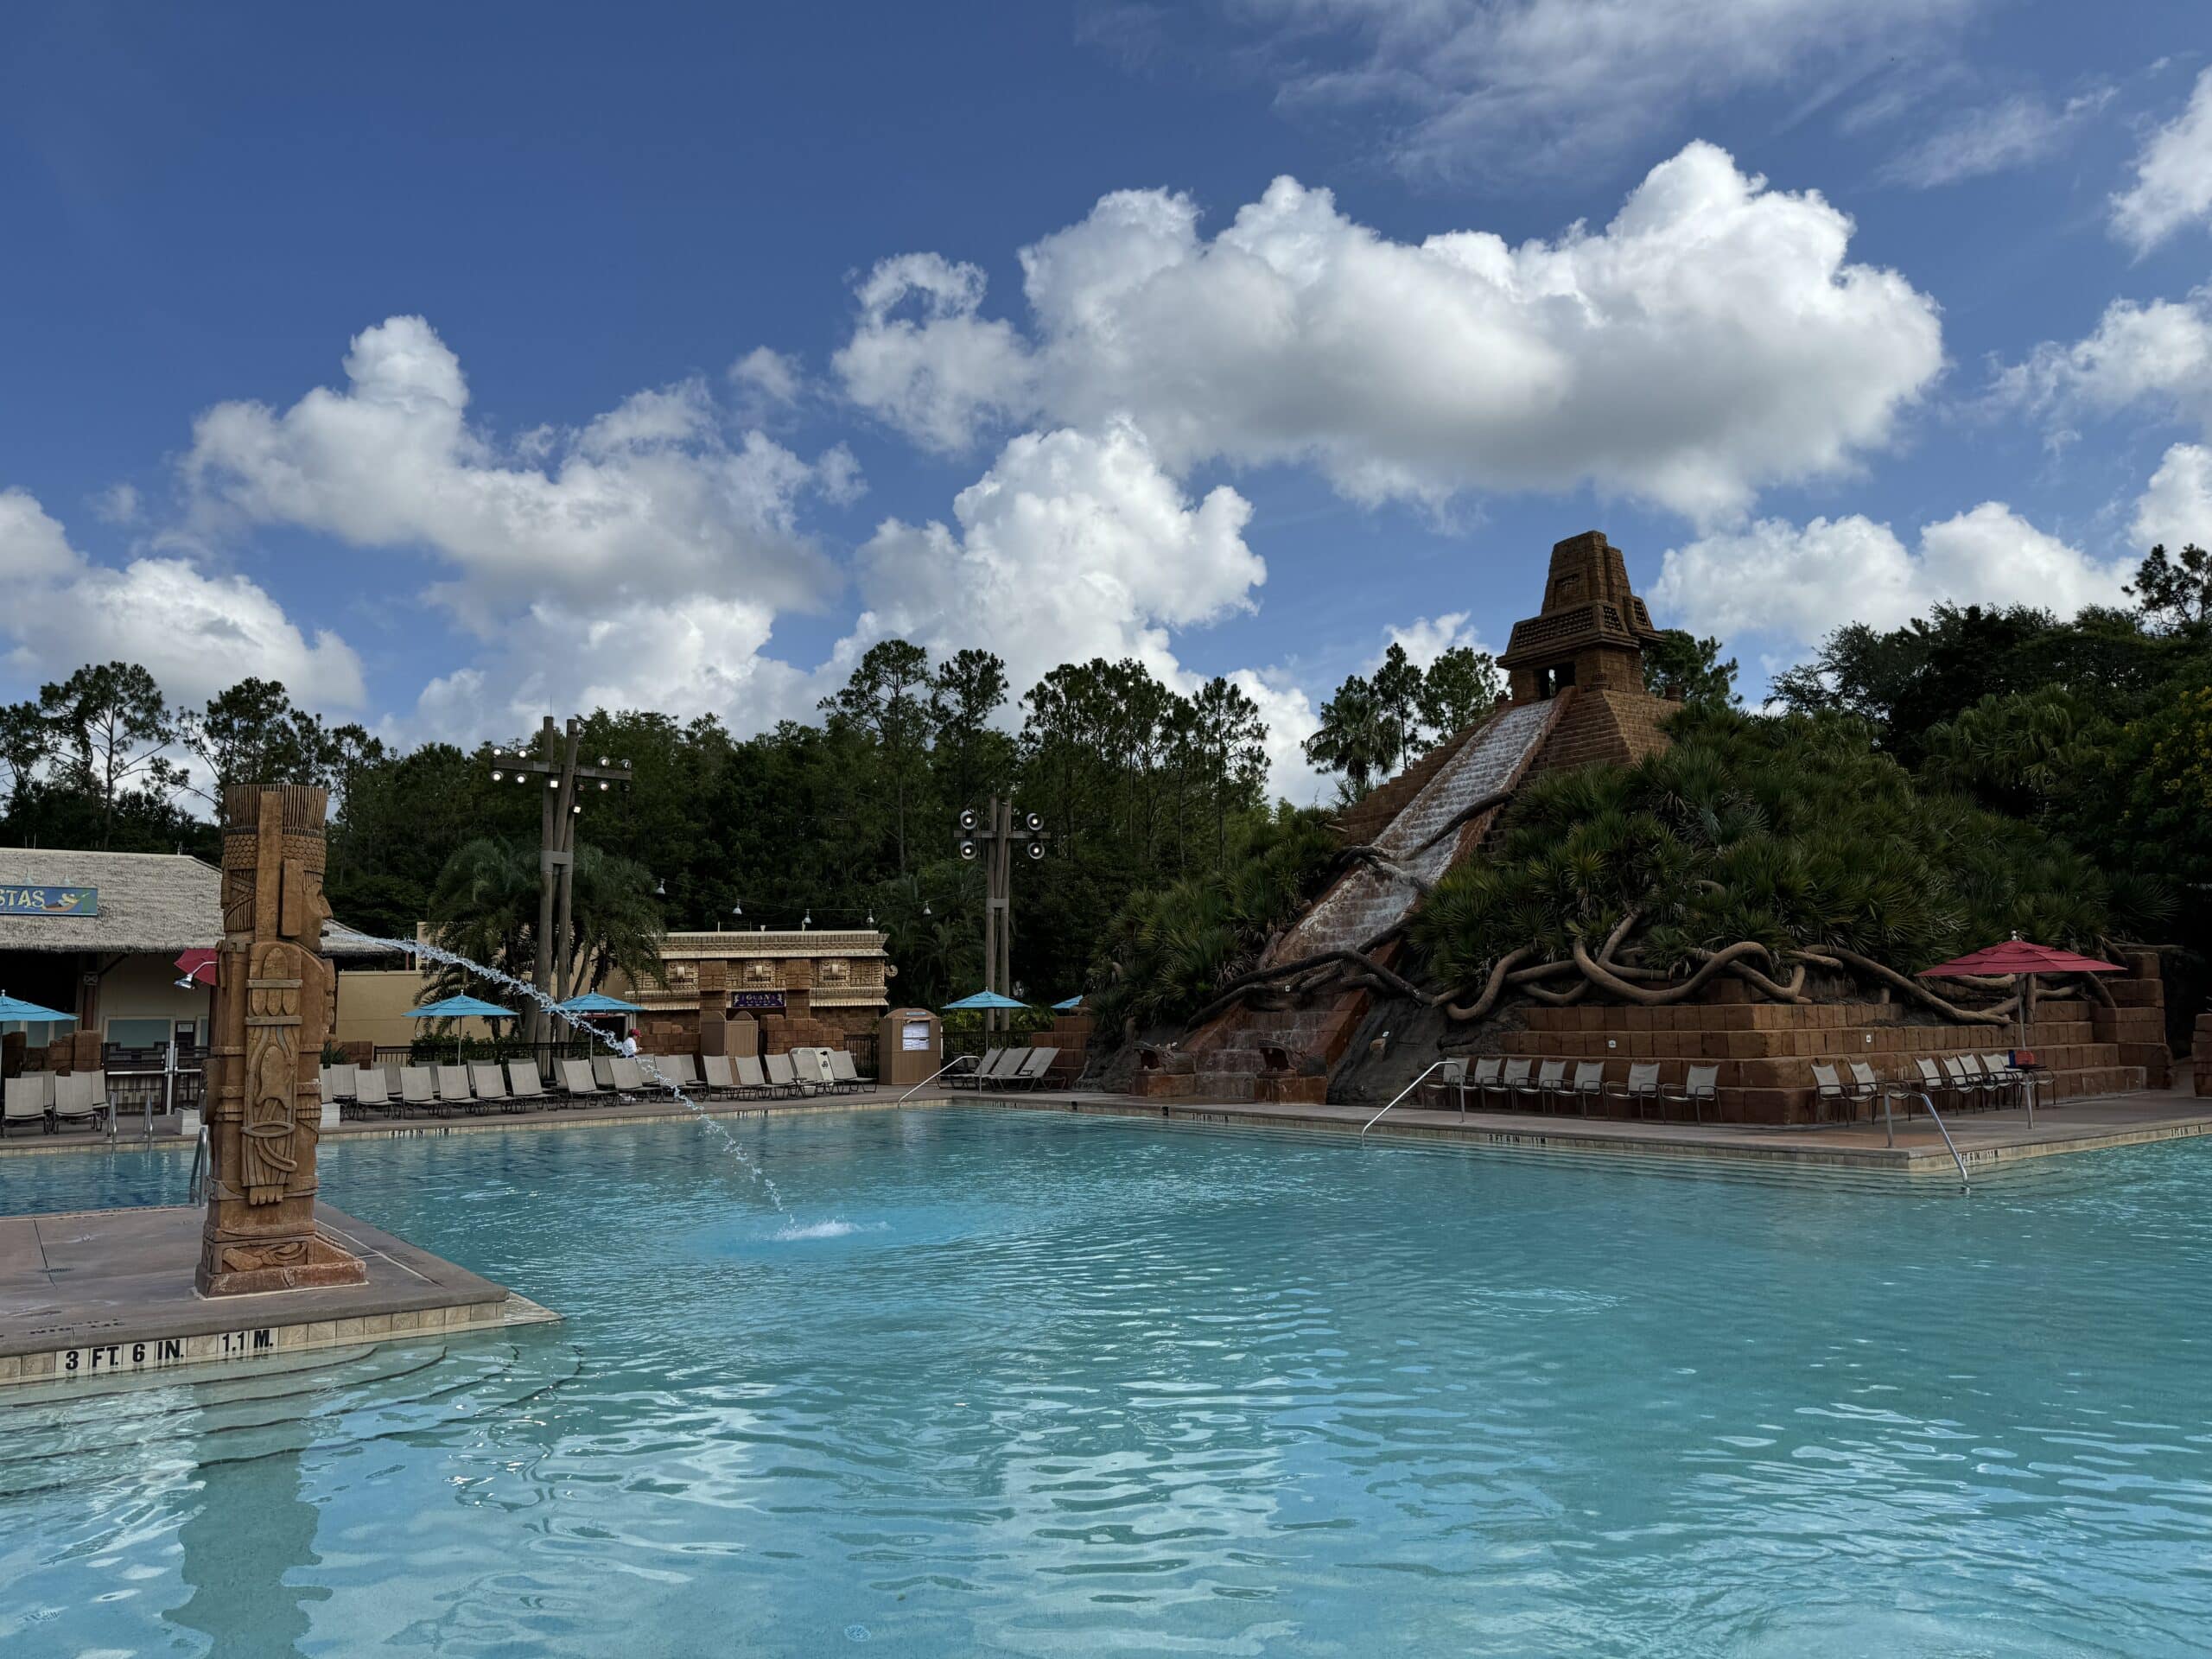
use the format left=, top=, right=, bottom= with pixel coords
left=955, top=796, right=1046, bottom=1035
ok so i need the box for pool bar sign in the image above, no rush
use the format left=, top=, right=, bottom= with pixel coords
left=0, top=885, right=97, bottom=917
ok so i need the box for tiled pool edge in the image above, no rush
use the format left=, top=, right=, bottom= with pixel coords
left=0, top=1292, right=557, bottom=1389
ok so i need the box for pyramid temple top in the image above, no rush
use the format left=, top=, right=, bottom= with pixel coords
left=1496, top=531, right=1662, bottom=700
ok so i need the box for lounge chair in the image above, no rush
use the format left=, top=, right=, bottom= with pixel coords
left=1914, top=1057, right=1953, bottom=1113
left=609, top=1057, right=646, bottom=1094
left=352, top=1066, right=393, bottom=1118
left=1811, top=1063, right=1853, bottom=1125
left=1497, top=1058, right=1534, bottom=1112
left=558, top=1058, right=604, bottom=1104
left=655, top=1053, right=700, bottom=1091
left=1022, top=1046, right=1061, bottom=1089
left=468, top=1063, right=510, bottom=1112
left=433, top=1064, right=475, bottom=1116
left=1662, top=1063, right=1719, bottom=1124
left=1420, top=1058, right=1466, bottom=1112
left=592, top=1056, right=617, bottom=1090
left=1942, top=1055, right=1998, bottom=1113
left=399, top=1066, right=437, bottom=1116
left=51, top=1071, right=103, bottom=1133
left=327, top=1064, right=359, bottom=1107
left=734, top=1054, right=772, bottom=1098
left=1614, top=1062, right=1662, bottom=1121
left=1846, top=1061, right=1885, bottom=1122
left=825, top=1049, right=861, bottom=1092
left=700, top=1054, right=736, bottom=1098
left=1513, top=1058, right=1562, bottom=1114
left=505, top=1058, right=546, bottom=1109
left=792, top=1049, right=834, bottom=1093
left=1567, top=1059, right=1607, bottom=1116
left=1974, top=1052, right=2028, bottom=1112
left=1467, top=1057, right=1503, bottom=1109
left=4, top=1073, right=49, bottom=1135
left=994, top=1046, right=1055, bottom=1091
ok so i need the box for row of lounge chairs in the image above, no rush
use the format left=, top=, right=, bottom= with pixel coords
left=1818, top=1054, right=2053, bottom=1121
left=319, top=1047, right=875, bottom=1120
left=945, top=1046, right=1059, bottom=1091
left=1, top=1071, right=112, bottom=1135
left=1419, top=1052, right=2050, bottom=1128
left=1421, top=1058, right=1719, bottom=1122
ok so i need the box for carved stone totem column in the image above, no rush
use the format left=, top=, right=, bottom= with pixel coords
left=195, top=785, right=369, bottom=1297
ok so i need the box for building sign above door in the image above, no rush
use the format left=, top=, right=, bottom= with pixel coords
left=728, top=991, right=786, bottom=1011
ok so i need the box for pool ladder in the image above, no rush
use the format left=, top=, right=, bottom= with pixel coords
left=187, top=1123, right=210, bottom=1205
left=1886, top=1089, right=1970, bottom=1192
left=1362, top=1060, right=1464, bottom=1135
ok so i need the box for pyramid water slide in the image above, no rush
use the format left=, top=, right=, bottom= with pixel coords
left=1182, top=695, right=1569, bottom=1097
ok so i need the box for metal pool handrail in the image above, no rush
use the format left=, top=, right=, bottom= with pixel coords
left=1362, top=1060, right=1462, bottom=1135
left=898, top=1053, right=979, bottom=1103
left=187, top=1123, right=210, bottom=1205
left=1892, top=1089, right=1970, bottom=1192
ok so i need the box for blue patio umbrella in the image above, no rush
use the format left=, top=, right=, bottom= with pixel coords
left=409, top=994, right=518, bottom=1060
left=556, top=991, right=645, bottom=1014
left=943, top=990, right=1028, bottom=1011
left=0, top=992, right=75, bottom=1025
left=1051, top=995, right=1084, bottom=1012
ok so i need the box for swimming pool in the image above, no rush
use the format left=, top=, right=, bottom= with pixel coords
left=3, top=1108, right=2209, bottom=1656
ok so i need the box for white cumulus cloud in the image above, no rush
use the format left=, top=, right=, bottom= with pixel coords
left=2133, top=442, right=2212, bottom=551
left=1654, top=503, right=2133, bottom=645
left=1998, top=285, right=2212, bottom=433
left=1376, top=611, right=1491, bottom=669
left=849, top=420, right=1262, bottom=693
left=185, top=315, right=845, bottom=632
left=2113, top=66, right=2212, bottom=252
left=838, top=143, right=1944, bottom=524
left=0, top=488, right=364, bottom=708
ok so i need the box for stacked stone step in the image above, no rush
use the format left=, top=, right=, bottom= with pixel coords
left=2094, top=953, right=2171, bottom=1088
left=1185, top=998, right=1364, bottom=1101
left=1497, top=997, right=2145, bottom=1124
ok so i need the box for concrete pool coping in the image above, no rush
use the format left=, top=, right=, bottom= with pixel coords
left=4, top=1080, right=2207, bottom=1176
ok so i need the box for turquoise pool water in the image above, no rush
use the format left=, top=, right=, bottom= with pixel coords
left=2, top=1109, right=2209, bottom=1657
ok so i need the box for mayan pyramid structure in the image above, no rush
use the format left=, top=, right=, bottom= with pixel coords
left=1178, top=531, right=1678, bottom=1100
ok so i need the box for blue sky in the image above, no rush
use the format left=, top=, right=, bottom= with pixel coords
left=3, top=1, right=2209, bottom=798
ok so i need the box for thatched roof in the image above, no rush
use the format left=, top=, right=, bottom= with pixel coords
left=0, top=850, right=391, bottom=958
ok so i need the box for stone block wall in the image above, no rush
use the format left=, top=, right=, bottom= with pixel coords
left=1032, top=1010, right=1093, bottom=1084
left=2196, top=1013, right=2212, bottom=1097
left=2094, top=954, right=2172, bottom=1088
left=1498, top=995, right=2147, bottom=1124
left=1526, top=685, right=1673, bottom=775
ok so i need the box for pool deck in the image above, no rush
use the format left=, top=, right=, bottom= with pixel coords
left=0, top=1204, right=555, bottom=1389
left=4, top=1078, right=2206, bottom=1176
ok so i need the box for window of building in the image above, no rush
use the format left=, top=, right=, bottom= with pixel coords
left=106, top=1017, right=175, bottom=1050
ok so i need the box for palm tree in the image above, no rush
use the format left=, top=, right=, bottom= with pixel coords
left=1304, top=674, right=1389, bottom=801
left=425, top=837, right=664, bottom=1008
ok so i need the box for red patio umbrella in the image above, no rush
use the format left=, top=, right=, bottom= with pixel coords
left=175, top=949, right=218, bottom=987
left=1919, top=935, right=2125, bottom=1116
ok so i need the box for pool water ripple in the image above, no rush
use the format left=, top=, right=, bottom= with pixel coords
left=2, top=1109, right=2209, bottom=1656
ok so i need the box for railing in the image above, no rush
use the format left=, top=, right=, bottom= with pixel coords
left=898, top=1054, right=978, bottom=1103
left=187, top=1123, right=210, bottom=1204
left=1889, top=1089, right=1971, bottom=1192
left=1361, top=1061, right=1464, bottom=1135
